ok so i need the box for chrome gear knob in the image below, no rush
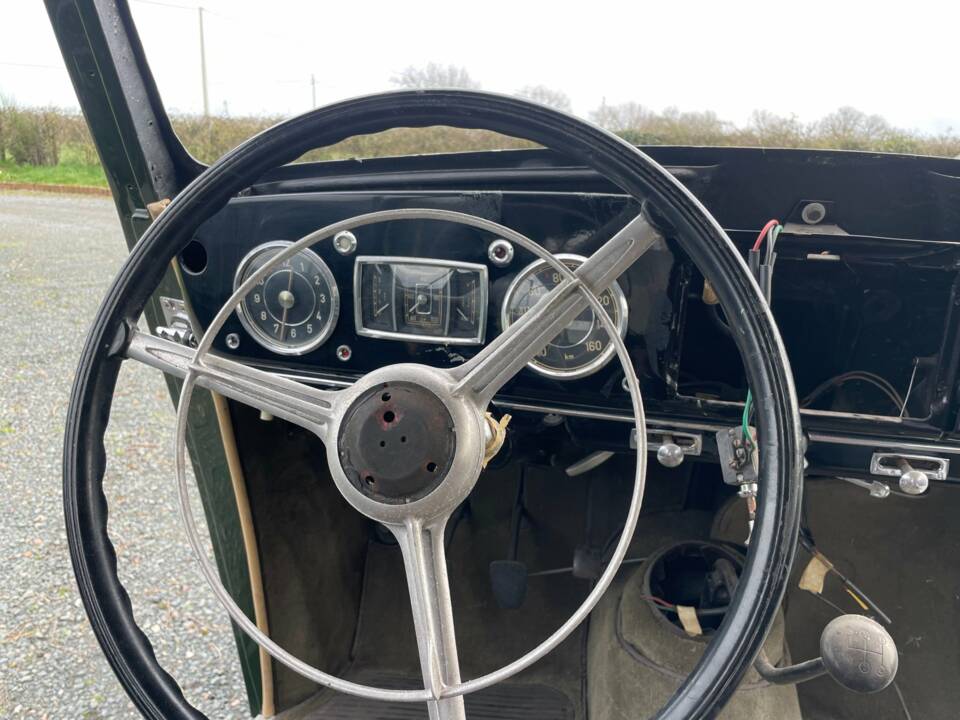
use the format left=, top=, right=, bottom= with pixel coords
left=820, top=615, right=898, bottom=694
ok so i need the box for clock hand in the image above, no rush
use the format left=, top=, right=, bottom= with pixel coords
left=278, top=268, right=295, bottom=340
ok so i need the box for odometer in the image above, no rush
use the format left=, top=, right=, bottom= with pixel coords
left=501, top=254, right=627, bottom=379
left=234, top=241, right=339, bottom=355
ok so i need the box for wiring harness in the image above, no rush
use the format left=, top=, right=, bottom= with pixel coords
left=741, top=219, right=782, bottom=442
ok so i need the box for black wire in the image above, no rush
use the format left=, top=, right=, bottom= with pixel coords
left=507, top=465, right=526, bottom=561
left=797, top=534, right=892, bottom=625
left=809, top=590, right=849, bottom=617
left=801, top=371, right=906, bottom=413
left=765, top=224, right=778, bottom=267
left=892, top=680, right=913, bottom=720
left=444, top=500, right=471, bottom=552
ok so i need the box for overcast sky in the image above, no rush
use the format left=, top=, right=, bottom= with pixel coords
left=5, top=0, right=958, bottom=134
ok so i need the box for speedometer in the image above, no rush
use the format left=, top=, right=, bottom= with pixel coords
left=501, top=254, right=627, bottom=379
left=234, top=241, right=339, bottom=355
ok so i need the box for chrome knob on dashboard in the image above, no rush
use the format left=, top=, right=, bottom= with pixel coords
left=898, top=465, right=929, bottom=495
left=656, top=441, right=685, bottom=468
left=896, top=457, right=929, bottom=495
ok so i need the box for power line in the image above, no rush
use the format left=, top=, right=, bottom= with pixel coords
left=128, top=0, right=209, bottom=116
left=129, top=0, right=198, bottom=10
left=198, top=6, right=209, bottom=116
left=0, top=61, right=64, bottom=70
left=126, top=0, right=325, bottom=115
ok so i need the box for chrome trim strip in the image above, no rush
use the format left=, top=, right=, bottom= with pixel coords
left=801, top=408, right=903, bottom=424
left=678, top=392, right=904, bottom=424
left=493, top=399, right=728, bottom=433
left=807, top=432, right=960, bottom=455
left=261, top=367, right=960, bottom=455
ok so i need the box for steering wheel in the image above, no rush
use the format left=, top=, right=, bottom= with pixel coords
left=64, top=90, right=803, bottom=720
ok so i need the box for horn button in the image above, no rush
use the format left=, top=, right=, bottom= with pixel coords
left=337, top=382, right=457, bottom=504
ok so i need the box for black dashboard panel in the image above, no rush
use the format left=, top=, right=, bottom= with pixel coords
left=184, top=190, right=678, bottom=410
left=179, top=147, right=960, bottom=470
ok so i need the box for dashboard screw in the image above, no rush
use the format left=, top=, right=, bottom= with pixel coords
left=225, top=333, right=240, bottom=349
left=336, top=344, right=352, bottom=362
left=333, top=231, right=358, bottom=255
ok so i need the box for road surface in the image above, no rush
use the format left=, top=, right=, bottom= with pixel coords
left=0, top=192, right=248, bottom=718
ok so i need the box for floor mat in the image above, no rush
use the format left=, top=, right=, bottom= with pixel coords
left=289, top=673, right=574, bottom=719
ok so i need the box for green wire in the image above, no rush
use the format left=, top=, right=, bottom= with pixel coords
left=770, top=223, right=782, bottom=249
left=742, top=390, right=752, bottom=441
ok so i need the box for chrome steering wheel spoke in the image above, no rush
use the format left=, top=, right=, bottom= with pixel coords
left=125, top=328, right=337, bottom=441
left=390, top=517, right=466, bottom=720
left=449, top=212, right=662, bottom=406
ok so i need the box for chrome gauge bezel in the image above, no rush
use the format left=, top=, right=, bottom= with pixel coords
left=233, top=240, right=340, bottom=356
left=501, top=253, right=629, bottom=380
left=353, top=256, right=489, bottom=345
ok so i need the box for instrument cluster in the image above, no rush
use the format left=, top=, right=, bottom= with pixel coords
left=230, top=239, right=628, bottom=381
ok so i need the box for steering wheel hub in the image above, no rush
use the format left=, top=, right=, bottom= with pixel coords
left=337, top=381, right=457, bottom=504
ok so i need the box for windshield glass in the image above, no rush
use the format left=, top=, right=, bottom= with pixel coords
left=10, top=1, right=960, bottom=167
left=130, top=0, right=960, bottom=161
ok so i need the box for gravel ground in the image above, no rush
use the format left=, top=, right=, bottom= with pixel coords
left=0, top=193, right=249, bottom=718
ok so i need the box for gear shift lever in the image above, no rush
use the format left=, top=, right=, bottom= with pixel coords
left=715, top=559, right=898, bottom=692
left=754, top=614, right=898, bottom=693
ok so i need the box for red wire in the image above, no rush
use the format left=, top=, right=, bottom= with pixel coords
left=752, top=219, right=780, bottom=251
left=641, top=594, right=676, bottom=609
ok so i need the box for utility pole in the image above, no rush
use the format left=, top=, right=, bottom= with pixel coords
left=198, top=6, right=209, bottom=117
left=311, top=74, right=317, bottom=109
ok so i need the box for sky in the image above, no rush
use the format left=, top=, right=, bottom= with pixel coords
left=4, top=0, right=959, bottom=134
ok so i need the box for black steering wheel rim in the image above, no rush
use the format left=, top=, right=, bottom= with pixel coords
left=64, top=89, right=803, bottom=720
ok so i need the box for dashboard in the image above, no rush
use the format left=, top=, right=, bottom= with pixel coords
left=175, top=146, right=960, bottom=484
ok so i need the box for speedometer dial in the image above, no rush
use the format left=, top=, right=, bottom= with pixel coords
left=234, top=241, right=339, bottom=355
left=501, top=254, right=628, bottom=379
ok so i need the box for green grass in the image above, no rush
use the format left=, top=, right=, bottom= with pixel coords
left=0, top=160, right=107, bottom=188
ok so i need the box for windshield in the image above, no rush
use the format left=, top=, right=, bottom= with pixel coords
left=9, top=0, right=960, bottom=167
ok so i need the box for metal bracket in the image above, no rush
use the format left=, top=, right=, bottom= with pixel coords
left=630, top=427, right=702, bottom=454
left=870, top=453, right=949, bottom=481
left=156, top=296, right=197, bottom=347
left=716, top=426, right=759, bottom=486
left=631, top=427, right=702, bottom=458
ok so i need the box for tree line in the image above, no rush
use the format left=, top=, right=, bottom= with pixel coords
left=1, top=64, right=957, bottom=173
